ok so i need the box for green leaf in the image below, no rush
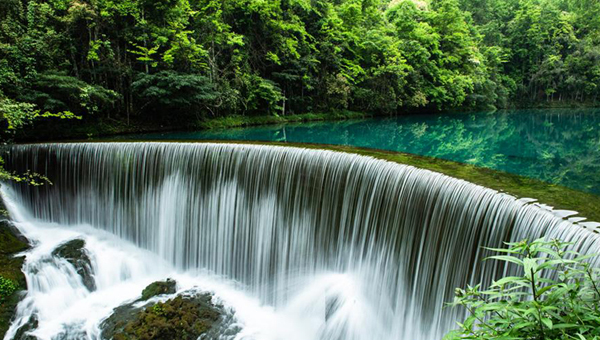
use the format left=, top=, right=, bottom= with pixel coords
left=492, top=276, right=525, bottom=287
left=485, top=255, right=524, bottom=266
left=541, top=317, right=553, bottom=330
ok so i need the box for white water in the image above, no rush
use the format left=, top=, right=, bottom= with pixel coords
left=2, top=142, right=600, bottom=340
left=3, top=194, right=373, bottom=340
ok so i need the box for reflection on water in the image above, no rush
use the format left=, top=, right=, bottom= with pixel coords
left=117, top=109, right=600, bottom=195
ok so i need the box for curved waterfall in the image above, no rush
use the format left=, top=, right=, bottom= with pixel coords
left=2, top=142, right=600, bottom=340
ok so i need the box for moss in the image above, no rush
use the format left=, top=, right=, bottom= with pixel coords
left=119, top=295, right=220, bottom=340
left=0, top=272, right=25, bottom=339
left=0, top=201, right=29, bottom=339
left=140, top=279, right=176, bottom=301
left=0, top=277, right=18, bottom=302
left=52, top=239, right=96, bottom=291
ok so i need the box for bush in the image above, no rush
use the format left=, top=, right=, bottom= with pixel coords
left=0, top=276, right=17, bottom=302
left=445, top=238, right=600, bottom=340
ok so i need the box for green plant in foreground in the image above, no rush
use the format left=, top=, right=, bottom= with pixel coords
left=445, top=238, right=600, bottom=340
left=0, top=276, right=18, bottom=302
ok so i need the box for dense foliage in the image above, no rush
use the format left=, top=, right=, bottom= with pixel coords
left=0, top=0, right=599, bottom=127
left=445, top=238, right=600, bottom=340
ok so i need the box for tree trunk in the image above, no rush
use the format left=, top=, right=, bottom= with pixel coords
left=281, top=90, right=286, bottom=116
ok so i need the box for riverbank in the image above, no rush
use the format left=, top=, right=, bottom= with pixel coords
left=14, top=105, right=600, bottom=143
left=14, top=110, right=369, bottom=142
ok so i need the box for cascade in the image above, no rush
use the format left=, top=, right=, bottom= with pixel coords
left=3, top=142, right=600, bottom=340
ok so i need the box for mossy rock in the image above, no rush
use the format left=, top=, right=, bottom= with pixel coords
left=140, top=279, right=176, bottom=301
left=0, top=217, right=30, bottom=339
left=52, top=239, right=96, bottom=292
left=0, top=221, right=29, bottom=257
left=101, top=291, right=225, bottom=340
left=100, top=279, right=178, bottom=340
left=119, top=295, right=220, bottom=340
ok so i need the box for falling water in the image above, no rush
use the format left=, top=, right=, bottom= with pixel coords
left=2, top=142, right=600, bottom=340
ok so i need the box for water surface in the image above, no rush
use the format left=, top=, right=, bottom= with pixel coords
left=117, top=109, right=600, bottom=195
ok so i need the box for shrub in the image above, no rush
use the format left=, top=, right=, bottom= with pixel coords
left=445, top=238, right=600, bottom=340
left=0, top=276, right=18, bottom=302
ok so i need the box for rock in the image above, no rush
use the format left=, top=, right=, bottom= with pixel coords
left=99, top=301, right=142, bottom=340
left=140, top=279, right=176, bottom=301
left=54, top=324, right=88, bottom=340
left=101, top=283, right=229, bottom=340
left=52, top=239, right=96, bottom=292
left=0, top=212, right=30, bottom=339
left=11, top=314, right=38, bottom=340
left=0, top=221, right=30, bottom=255
left=119, top=294, right=220, bottom=340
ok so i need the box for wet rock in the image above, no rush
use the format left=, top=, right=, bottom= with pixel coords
left=52, top=239, right=96, bottom=292
left=101, top=281, right=230, bottom=340
left=100, top=279, right=178, bottom=340
left=54, top=324, right=88, bottom=340
left=140, top=279, right=176, bottom=301
left=11, top=314, right=38, bottom=340
left=0, top=221, right=29, bottom=254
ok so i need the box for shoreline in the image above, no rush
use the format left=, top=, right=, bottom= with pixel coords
left=14, top=106, right=600, bottom=143
left=14, top=111, right=370, bottom=143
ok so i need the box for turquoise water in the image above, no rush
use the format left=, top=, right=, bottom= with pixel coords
left=117, top=109, right=600, bottom=195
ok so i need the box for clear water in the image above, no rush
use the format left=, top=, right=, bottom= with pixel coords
left=116, top=109, right=600, bottom=195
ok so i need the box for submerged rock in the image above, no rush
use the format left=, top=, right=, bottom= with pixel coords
left=140, top=279, right=176, bottom=301
left=52, top=239, right=96, bottom=292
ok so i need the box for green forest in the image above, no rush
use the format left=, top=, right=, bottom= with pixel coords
left=1, top=0, right=600, bottom=129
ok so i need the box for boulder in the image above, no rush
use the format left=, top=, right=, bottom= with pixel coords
left=101, top=280, right=232, bottom=340
left=52, top=239, right=96, bottom=292
left=102, top=295, right=226, bottom=340
left=140, top=279, right=176, bottom=301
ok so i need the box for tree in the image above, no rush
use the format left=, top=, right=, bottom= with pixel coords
left=132, top=70, right=217, bottom=120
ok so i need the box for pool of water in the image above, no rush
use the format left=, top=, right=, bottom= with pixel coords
left=115, top=108, right=600, bottom=195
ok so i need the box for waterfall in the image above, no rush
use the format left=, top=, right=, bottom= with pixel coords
left=2, top=142, right=600, bottom=340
